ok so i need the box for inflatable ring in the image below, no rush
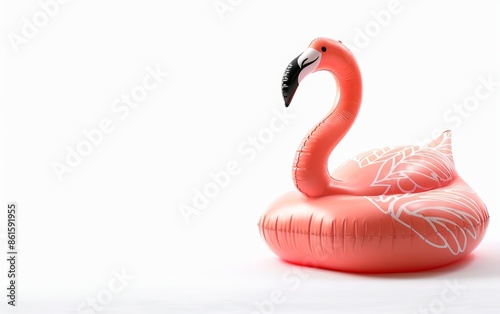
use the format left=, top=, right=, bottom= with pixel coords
left=258, top=38, right=489, bottom=273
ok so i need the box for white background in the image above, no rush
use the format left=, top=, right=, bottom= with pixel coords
left=1, top=0, right=499, bottom=313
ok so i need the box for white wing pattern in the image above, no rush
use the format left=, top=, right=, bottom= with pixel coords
left=353, top=132, right=456, bottom=194
left=366, top=184, right=487, bottom=255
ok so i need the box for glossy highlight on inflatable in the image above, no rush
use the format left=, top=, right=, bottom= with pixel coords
left=258, top=38, right=490, bottom=273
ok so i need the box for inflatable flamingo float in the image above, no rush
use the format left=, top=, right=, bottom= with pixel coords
left=258, top=38, right=489, bottom=273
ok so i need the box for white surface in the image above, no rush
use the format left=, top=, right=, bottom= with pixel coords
left=1, top=0, right=499, bottom=313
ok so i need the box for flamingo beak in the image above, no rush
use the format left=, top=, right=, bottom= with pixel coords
left=281, top=48, right=322, bottom=107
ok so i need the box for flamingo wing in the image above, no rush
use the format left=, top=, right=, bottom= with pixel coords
left=366, top=184, right=488, bottom=255
left=333, top=131, right=457, bottom=194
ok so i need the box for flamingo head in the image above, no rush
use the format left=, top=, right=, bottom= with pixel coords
left=282, top=37, right=352, bottom=107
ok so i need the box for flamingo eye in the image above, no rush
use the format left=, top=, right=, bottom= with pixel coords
left=321, top=46, right=327, bottom=52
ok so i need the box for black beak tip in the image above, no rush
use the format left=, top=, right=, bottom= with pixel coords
left=283, top=92, right=294, bottom=107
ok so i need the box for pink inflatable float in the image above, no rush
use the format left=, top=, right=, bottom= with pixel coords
left=258, top=38, right=489, bottom=273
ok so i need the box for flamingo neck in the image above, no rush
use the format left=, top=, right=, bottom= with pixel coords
left=293, top=61, right=362, bottom=197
